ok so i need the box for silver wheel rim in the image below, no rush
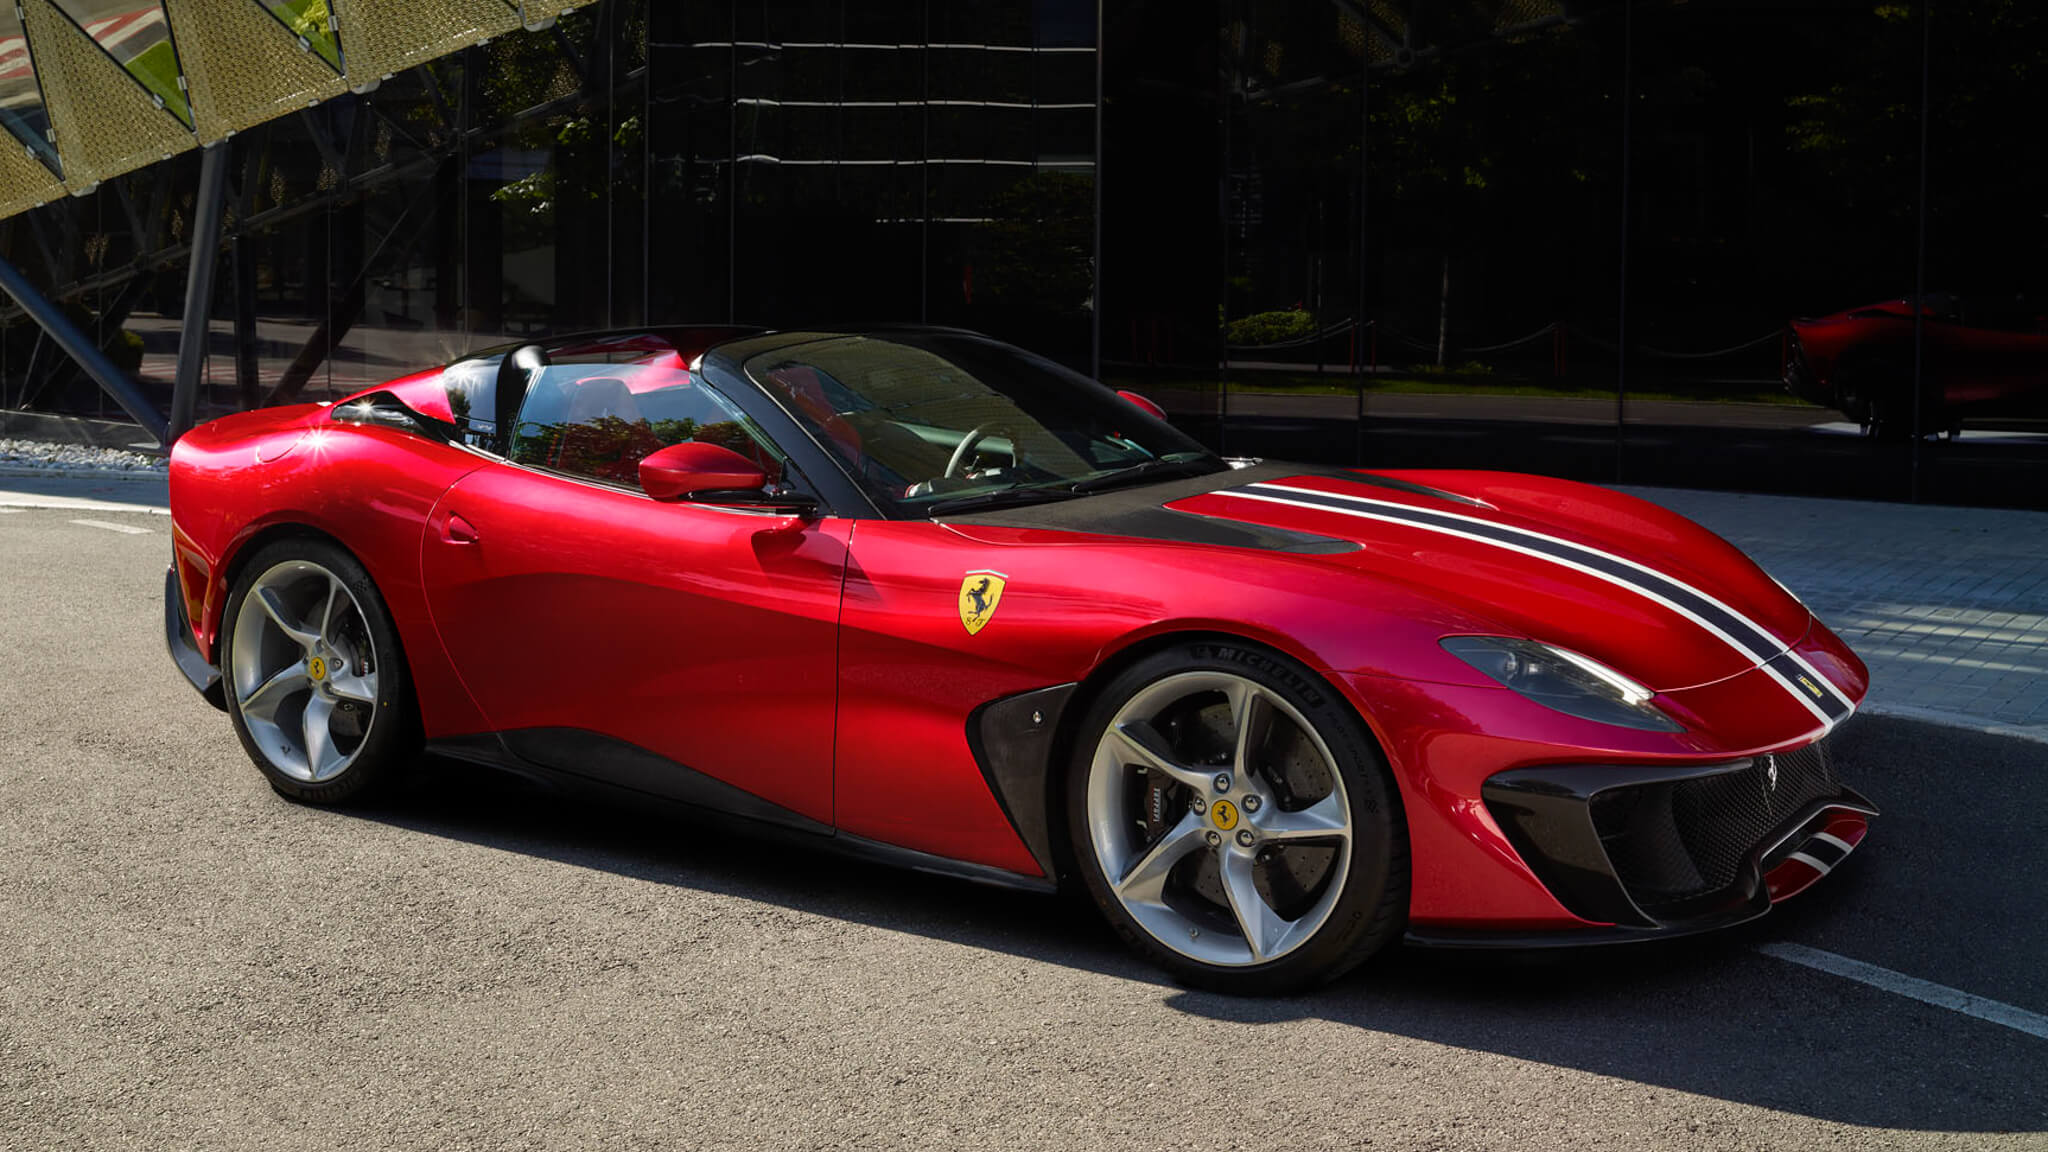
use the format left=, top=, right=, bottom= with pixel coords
left=229, top=560, right=380, bottom=783
left=1086, top=671, right=1353, bottom=968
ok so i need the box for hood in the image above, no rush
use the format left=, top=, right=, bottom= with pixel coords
left=1155, top=467, right=1809, bottom=692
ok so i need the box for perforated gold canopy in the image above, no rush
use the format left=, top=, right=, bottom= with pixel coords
left=0, top=0, right=595, bottom=217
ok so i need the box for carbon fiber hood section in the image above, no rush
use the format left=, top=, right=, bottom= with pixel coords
left=939, top=461, right=1478, bottom=554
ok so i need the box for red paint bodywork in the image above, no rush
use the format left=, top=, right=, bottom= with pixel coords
left=169, top=368, right=1869, bottom=936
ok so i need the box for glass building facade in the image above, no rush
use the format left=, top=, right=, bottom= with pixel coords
left=2, top=0, right=2043, bottom=508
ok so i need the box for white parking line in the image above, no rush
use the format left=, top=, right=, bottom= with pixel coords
left=69, top=518, right=153, bottom=536
left=1757, top=941, right=2048, bottom=1041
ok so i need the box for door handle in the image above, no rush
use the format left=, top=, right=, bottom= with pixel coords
left=441, top=513, right=479, bottom=544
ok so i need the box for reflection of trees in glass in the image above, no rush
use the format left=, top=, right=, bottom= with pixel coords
left=1780, top=7, right=1919, bottom=240
left=1222, top=3, right=1364, bottom=340
left=1368, top=16, right=1603, bottom=365
left=482, top=11, right=645, bottom=226
left=1790, top=1, right=2044, bottom=299
left=517, top=414, right=666, bottom=484
left=258, top=0, right=343, bottom=72
left=977, top=171, right=1095, bottom=315
left=491, top=115, right=646, bottom=222
left=512, top=415, right=780, bottom=489
left=1223, top=309, right=1317, bottom=346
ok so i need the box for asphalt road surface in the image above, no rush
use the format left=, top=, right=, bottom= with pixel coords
left=2, top=507, right=2044, bottom=1150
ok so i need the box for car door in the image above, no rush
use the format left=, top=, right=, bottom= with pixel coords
left=420, top=360, right=849, bottom=829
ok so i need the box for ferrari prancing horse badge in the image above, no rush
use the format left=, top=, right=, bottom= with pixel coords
left=959, top=571, right=1008, bottom=635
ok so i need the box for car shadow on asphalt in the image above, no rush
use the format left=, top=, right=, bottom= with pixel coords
left=347, top=714, right=2046, bottom=1135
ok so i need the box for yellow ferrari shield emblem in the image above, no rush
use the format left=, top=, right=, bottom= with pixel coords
left=958, top=571, right=1008, bottom=635
left=308, top=656, right=328, bottom=682
left=1210, top=799, right=1240, bottom=831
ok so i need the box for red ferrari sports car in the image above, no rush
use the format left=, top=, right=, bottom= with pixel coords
left=165, top=326, right=1875, bottom=993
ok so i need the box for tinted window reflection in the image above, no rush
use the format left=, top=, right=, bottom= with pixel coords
left=508, top=340, right=785, bottom=491
left=748, top=333, right=1215, bottom=516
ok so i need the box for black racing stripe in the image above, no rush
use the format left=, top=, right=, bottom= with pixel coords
left=941, top=463, right=1363, bottom=553
left=1244, top=483, right=1789, bottom=662
left=1764, top=652, right=1853, bottom=718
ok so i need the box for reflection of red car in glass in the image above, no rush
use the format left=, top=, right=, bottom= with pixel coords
left=1786, top=296, right=2048, bottom=437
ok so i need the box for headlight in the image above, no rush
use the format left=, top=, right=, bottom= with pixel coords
left=1440, top=636, right=1684, bottom=732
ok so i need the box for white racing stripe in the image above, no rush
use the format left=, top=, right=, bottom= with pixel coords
left=1811, top=832, right=1856, bottom=855
left=1785, top=851, right=1835, bottom=875
left=1223, top=483, right=1853, bottom=733
left=1258, top=482, right=1854, bottom=703
left=1756, top=942, right=2048, bottom=1043
left=69, top=518, right=153, bottom=535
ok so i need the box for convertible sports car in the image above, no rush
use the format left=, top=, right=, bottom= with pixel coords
left=164, top=325, right=1875, bottom=993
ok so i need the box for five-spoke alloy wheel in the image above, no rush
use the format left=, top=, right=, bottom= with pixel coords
left=222, top=538, right=415, bottom=802
left=1067, top=641, right=1406, bottom=994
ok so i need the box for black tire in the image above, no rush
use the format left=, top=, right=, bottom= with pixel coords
left=219, top=536, right=419, bottom=804
left=1839, top=356, right=1915, bottom=441
left=1063, top=639, right=1408, bottom=995
left=1862, top=390, right=1915, bottom=442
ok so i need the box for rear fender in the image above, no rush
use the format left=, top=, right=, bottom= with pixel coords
left=169, top=418, right=492, bottom=737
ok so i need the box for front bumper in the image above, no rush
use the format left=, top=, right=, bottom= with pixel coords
left=1411, top=736, right=1874, bottom=947
left=165, top=565, right=226, bottom=710
left=1783, top=338, right=1832, bottom=408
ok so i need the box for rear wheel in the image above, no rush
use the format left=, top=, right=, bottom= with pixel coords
left=1065, top=640, right=1407, bottom=994
left=221, top=538, right=417, bottom=803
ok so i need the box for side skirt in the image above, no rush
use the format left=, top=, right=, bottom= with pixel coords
left=422, top=729, right=1056, bottom=894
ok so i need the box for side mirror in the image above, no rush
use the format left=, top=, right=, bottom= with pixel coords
left=639, top=441, right=768, bottom=501
left=1117, top=389, right=1168, bottom=421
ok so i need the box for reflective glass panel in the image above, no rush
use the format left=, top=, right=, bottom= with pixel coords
left=1919, top=0, right=2048, bottom=506
left=1625, top=0, right=1917, bottom=501
left=0, top=6, right=58, bottom=174
left=1359, top=5, right=1625, bottom=481
left=51, top=0, right=192, bottom=127
left=252, top=0, right=345, bottom=73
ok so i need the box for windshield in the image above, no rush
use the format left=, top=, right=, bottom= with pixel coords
left=744, top=334, right=1223, bottom=517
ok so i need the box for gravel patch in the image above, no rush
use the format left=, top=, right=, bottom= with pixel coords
left=0, top=437, right=166, bottom=474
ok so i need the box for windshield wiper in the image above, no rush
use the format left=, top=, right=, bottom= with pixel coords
left=925, top=486, right=1079, bottom=517
left=1066, top=457, right=1225, bottom=495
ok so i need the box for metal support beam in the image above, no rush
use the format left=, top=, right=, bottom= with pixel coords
left=171, top=143, right=232, bottom=441
left=0, top=254, right=170, bottom=446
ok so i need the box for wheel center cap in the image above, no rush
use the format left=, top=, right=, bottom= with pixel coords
left=309, top=656, right=328, bottom=683
left=1210, top=799, right=1239, bottom=831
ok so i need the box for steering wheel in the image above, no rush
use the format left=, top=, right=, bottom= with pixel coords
left=945, top=422, right=1019, bottom=479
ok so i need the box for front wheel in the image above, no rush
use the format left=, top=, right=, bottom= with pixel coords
left=1065, top=641, right=1407, bottom=994
left=220, top=537, right=418, bottom=803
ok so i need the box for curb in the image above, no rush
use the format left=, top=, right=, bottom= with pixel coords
left=0, top=466, right=168, bottom=481
left=1860, top=702, right=2048, bottom=746
left=0, top=498, right=171, bottom=515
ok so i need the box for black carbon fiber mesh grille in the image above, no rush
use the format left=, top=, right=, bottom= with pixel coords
left=1591, top=740, right=1840, bottom=916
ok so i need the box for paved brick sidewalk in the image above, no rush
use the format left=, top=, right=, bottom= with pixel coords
left=1625, top=486, right=2048, bottom=738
